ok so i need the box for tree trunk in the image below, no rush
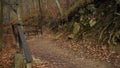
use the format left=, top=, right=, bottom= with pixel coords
left=0, top=0, right=3, bottom=52
left=55, top=0, right=63, bottom=16
left=38, top=0, right=43, bottom=19
left=17, top=0, right=23, bottom=24
left=0, top=0, right=3, bottom=33
left=66, top=0, right=70, bottom=8
left=38, top=0, right=43, bottom=34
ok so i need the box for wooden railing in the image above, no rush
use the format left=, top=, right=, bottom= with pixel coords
left=12, top=23, right=33, bottom=64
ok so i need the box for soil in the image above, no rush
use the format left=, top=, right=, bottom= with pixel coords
left=28, top=36, right=115, bottom=68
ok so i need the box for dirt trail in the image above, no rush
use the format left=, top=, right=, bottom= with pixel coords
left=28, top=36, right=114, bottom=68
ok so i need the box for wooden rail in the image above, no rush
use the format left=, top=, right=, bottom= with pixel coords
left=23, top=24, right=42, bottom=38
left=12, top=23, right=33, bottom=63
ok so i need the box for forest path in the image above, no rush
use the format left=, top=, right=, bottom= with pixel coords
left=28, top=36, right=114, bottom=68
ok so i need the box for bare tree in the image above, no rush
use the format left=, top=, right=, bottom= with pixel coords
left=0, top=0, right=3, bottom=51
left=17, top=0, right=23, bottom=24
left=0, top=0, right=3, bottom=30
left=66, top=0, right=70, bottom=8
left=38, top=0, right=43, bottom=19
left=55, top=0, right=63, bottom=16
left=38, top=0, right=43, bottom=34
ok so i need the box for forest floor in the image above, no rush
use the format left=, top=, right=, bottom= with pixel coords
left=28, top=30, right=116, bottom=68
left=0, top=29, right=120, bottom=68
left=29, top=37, right=113, bottom=68
left=0, top=34, right=16, bottom=68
